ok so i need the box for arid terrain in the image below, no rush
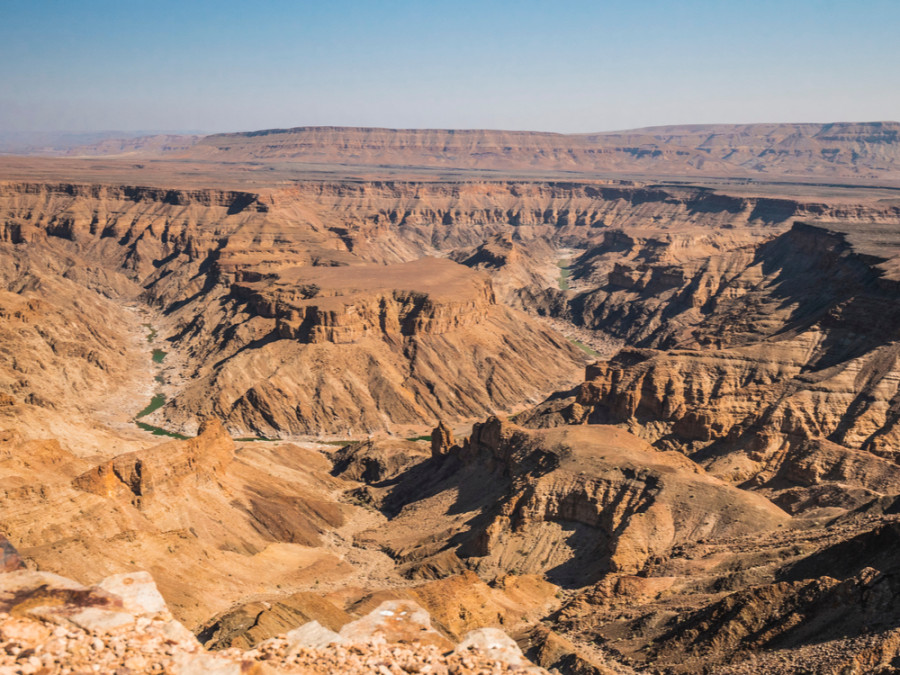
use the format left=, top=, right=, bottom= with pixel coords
left=2, top=123, right=900, bottom=673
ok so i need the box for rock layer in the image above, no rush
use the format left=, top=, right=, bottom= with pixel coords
left=525, top=221, right=900, bottom=514
left=185, top=123, right=900, bottom=181
left=346, top=418, right=787, bottom=589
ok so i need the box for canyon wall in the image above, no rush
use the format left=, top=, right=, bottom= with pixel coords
left=522, top=220, right=900, bottom=517
left=184, top=122, right=900, bottom=180
left=3, top=180, right=899, bottom=437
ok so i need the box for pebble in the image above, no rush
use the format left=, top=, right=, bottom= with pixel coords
left=0, top=612, right=540, bottom=675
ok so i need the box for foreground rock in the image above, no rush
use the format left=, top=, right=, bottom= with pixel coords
left=0, top=568, right=545, bottom=674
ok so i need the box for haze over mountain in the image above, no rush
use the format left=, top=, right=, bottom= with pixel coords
left=0, top=131, right=203, bottom=156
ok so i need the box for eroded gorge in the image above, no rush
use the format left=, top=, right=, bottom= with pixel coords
left=4, top=127, right=900, bottom=673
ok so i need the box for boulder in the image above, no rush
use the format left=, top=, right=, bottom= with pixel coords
left=337, top=600, right=453, bottom=650
left=455, top=627, right=527, bottom=666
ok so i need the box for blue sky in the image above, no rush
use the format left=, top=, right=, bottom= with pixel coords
left=1, top=0, right=898, bottom=133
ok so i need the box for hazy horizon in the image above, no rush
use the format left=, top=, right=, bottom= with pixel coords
left=3, top=0, right=898, bottom=134
left=0, top=119, right=900, bottom=138
left=4, top=119, right=900, bottom=141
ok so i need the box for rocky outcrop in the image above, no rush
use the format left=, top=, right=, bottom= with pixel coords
left=197, top=592, right=352, bottom=651
left=541, top=500, right=900, bottom=674
left=199, top=568, right=559, bottom=652
left=164, top=259, right=588, bottom=436
left=532, top=627, right=625, bottom=675
left=332, top=438, right=431, bottom=484
left=524, top=221, right=900, bottom=513
left=556, top=219, right=900, bottom=348
left=0, top=567, right=545, bottom=674
left=452, top=233, right=558, bottom=307
left=73, top=419, right=234, bottom=506
left=0, top=568, right=207, bottom=672
left=0, top=276, right=142, bottom=419
left=355, top=418, right=787, bottom=589
left=1, top=424, right=354, bottom=629
left=233, top=258, right=496, bottom=343
left=0, top=536, right=22, bottom=573
left=643, top=523, right=900, bottom=672
left=430, top=421, right=455, bottom=460
left=455, top=419, right=788, bottom=580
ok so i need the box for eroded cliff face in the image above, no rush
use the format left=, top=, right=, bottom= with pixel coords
left=554, top=213, right=900, bottom=347
left=322, top=415, right=900, bottom=673
left=547, top=510, right=900, bottom=674
left=522, top=221, right=900, bottom=515
left=0, top=181, right=598, bottom=436
left=163, top=259, right=586, bottom=436
left=344, top=418, right=786, bottom=592
left=457, top=420, right=787, bottom=580
left=6, top=173, right=900, bottom=673
left=0, top=420, right=356, bottom=629
left=13, top=179, right=894, bottom=436
left=258, top=181, right=900, bottom=265
left=231, top=259, right=496, bottom=343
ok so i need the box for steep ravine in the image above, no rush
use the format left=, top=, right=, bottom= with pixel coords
left=3, top=179, right=900, bottom=438
left=134, top=323, right=187, bottom=439
left=521, top=220, right=900, bottom=518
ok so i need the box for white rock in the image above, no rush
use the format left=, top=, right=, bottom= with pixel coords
left=337, top=600, right=451, bottom=649
left=0, top=570, right=86, bottom=595
left=159, top=618, right=201, bottom=647
left=172, top=652, right=242, bottom=675
left=96, top=571, right=168, bottom=617
left=455, top=627, right=526, bottom=666
left=66, top=607, right=135, bottom=634
left=283, top=620, right=343, bottom=652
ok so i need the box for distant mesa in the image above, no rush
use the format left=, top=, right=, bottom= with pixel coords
left=179, top=121, right=900, bottom=180
left=4, top=121, right=899, bottom=182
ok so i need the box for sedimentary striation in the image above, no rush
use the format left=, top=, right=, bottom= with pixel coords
left=521, top=221, right=900, bottom=517
left=183, top=122, right=900, bottom=181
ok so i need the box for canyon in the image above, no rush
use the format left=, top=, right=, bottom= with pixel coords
left=2, top=124, right=900, bottom=673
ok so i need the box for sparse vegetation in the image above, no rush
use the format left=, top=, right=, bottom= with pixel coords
left=142, top=323, right=158, bottom=342
left=136, top=393, right=166, bottom=419
left=558, top=260, right=571, bottom=290
left=567, top=337, right=600, bottom=358
left=135, top=421, right=189, bottom=440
